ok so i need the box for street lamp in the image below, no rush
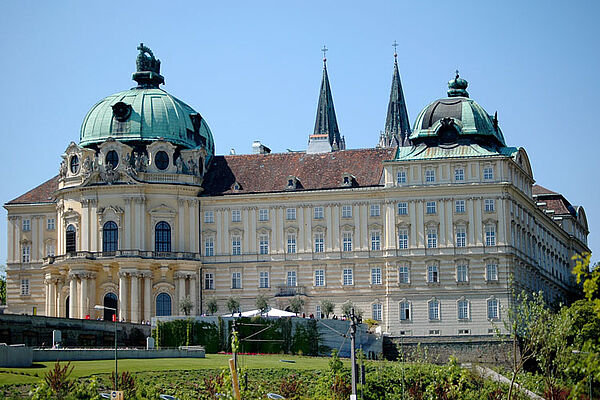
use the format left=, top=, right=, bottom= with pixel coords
left=572, top=350, right=592, bottom=400
left=95, top=305, right=118, bottom=391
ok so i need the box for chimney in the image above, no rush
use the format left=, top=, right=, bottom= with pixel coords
left=252, top=140, right=271, bottom=155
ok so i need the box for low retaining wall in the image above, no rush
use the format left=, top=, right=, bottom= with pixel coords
left=0, top=346, right=33, bottom=367
left=33, top=348, right=205, bottom=362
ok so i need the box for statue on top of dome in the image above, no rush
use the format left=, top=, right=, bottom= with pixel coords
left=136, top=43, right=161, bottom=74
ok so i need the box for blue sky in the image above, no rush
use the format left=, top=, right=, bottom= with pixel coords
left=0, top=1, right=598, bottom=264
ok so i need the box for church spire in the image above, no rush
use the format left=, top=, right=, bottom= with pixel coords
left=308, top=46, right=344, bottom=154
left=379, top=41, right=411, bottom=148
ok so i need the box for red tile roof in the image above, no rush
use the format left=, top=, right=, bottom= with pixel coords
left=532, top=184, right=576, bottom=217
left=202, top=148, right=396, bottom=195
left=6, top=175, right=59, bottom=205
left=532, top=184, right=558, bottom=196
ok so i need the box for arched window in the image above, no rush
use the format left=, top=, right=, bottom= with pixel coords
left=103, top=292, right=117, bottom=321
left=102, top=222, right=118, bottom=253
left=156, top=293, right=172, bottom=316
left=155, top=221, right=171, bottom=252
left=66, top=224, right=76, bottom=253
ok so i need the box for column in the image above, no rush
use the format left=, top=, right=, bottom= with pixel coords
left=467, top=199, right=475, bottom=246
left=189, top=274, right=197, bottom=316
left=298, top=207, right=304, bottom=252
left=178, top=199, right=186, bottom=252
left=124, top=198, right=132, bottom=249
left=135, top=199, right=142, bottom=249
left=49, top=279, right=57, bottom=317
left=119, top=272, right=128, bottom=321
left=56, top=284, right=63, bottom=318
left=353, top=204, right=361, bottom=250
left=143, top=272, right=152, bottom=321
left=139, top=197, right=146, bottom=250
left=44, top=279, right=50, bottom=316
left=179, top=275, right=186, bottom=316
left=90, top=199, right=99, bottom=252
left=87, top=273, right=96, bottom=318
left=174, top=272, right=181, bottom=316
left=81, top=200, right=90, bottom=252
left=69, top=274, right=77, bottom=319
left=130, top=273, right=139, bottom=323
left=439, top=200, right=446, bottom=246
left=385, top=202, right=395, bottom=249
left=190, top=200, right=198, bottom=253
left=80, top=275, right=88, bottom=318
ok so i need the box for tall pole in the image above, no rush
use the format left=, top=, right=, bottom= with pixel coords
left=350, top=308, right=357, bottom=400
left=114, top=310, right=118, bottom=392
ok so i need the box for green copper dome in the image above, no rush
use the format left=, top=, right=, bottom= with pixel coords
left=79, top=44, right=215, bottom=156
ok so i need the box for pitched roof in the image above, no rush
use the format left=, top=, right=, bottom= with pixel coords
left=202, top=148, right=395, bottom=195
left=532, top=184, right=575, bottom=217
left=313, top=63, right=341, bottom=147
left=383, top=59, right=411, bottom=146
left=6, top=175, right=59, bottom=205
left=532, top=184, right=558, bottom=196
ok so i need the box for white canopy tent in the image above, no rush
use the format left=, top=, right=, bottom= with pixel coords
left=221, top=307, right=297, bottom=318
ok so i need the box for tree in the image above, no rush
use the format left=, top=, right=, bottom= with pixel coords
left=0, top=264, right=5, bottom=305
left=573, top=252, right=600, bottom=316
left=256, top=294, right=269, bottom=315
left=179, top=296, right=193, bottom=316
left=226, top=296, right=240, bottom=314
left=289, top=296, right=304, bottom=315
left=206, top=298, right=218, bottom=316
left=320, top=299, right=334, bottom=318
left=341, top=301, right=362, bottom=319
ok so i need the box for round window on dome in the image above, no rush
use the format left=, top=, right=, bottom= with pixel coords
left=70, top=155, right=79, bottom=174
left=155, top=151, right=169, bottom=170
left=106, top=150, right=119, bottom=170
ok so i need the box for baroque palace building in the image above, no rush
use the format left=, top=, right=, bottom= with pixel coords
left=4, top=45, right=590, bottom=336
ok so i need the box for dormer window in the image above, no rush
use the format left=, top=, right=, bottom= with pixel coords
left=70, top=155, right=80, bottom=174
left=232, top=181, right=242, bottom=191
left=342, top=173, right=355, bottom=187
left=286, top=175, right=300, bottom=190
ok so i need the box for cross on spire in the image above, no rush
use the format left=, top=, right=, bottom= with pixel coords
left=321, top=45, right=328, bottom=63
left=392, top=40, right=398, bottom=57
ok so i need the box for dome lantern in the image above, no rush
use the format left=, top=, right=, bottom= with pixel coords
left=447, top=70, right=469, bottom=98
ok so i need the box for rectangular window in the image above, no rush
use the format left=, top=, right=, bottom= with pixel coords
left=398, top=265, right=410, bottom=284
left=426, top=201, right=437, bottom=214
left=458, top=300, right=469, bottom=320
left=399, top=301, right=410, bottom=320
left=313, top=206, right=324, bottom=219
left=372, top=303, right=382, bottom=321
left=287, top=270, right=297, bottom=287
left=456, top=264, right=468, bottom=283
left=428, top=300, right=440, bottom=320
left=454, top=168, right=464, bottom=181
left=204, top=211, right=214, bottom=223
left=341, top=205, right=352, bottom=218
left=370, top=204, right=380, bottom=217
left=314, top=232, right=324, bottom=253
left=231, top=210, right=241, bottom=222
left=342, top=232, right=353, bottom=252
left=455, top=227, right=466, bottom=247
left=397, top=202, right=408, bottom=215
left=396, top=170, right=407, bottom=184
left=204, top=237, right=215, bottom=256
left=483, top=166, right=494, bottom=180
left=487, top=299, right=499, bottom=319
left=455, top=200, right=465, bottom=213
left=204, top=273, right=214, bottom=290
left=22, top=245, right=30, bottom=263
left=259, top=209, right=269, bottom=221
left=47, top=218, right=55, bottom=230
left=371, top=267, right=382, bottom=285
left=20, top=278, right=30, bottom=296
left=484, top=199, right=495, bottom=212
left=314, top=269, right=325, bottom=287
left=485, top=225, right=496, bottom=246
left=398, top=229, right=409, bottom=249
left=231, top=272, right=242, bottom=289
left=427, top=265, right=439, bottom=283
left=315, top=305, right=322, bottom=318
left=370, top=231, right=381, bottom=251
left=22, top=219, right=30, bottom=231
left=259, top=234, right=269, bottom=255
left=342, top=268, right=353, bottom=285
left=231, top=235, right=241, bottom=255
left=287, top=233, right=297, bottom=253
left=259, top=271, right=269, bottom=288
left=425, top=169, right=436, bottom=182
left=286, top=208, right=296, bottom=221
left=426, top=229, right=437, bottom=248
left=486, top=263, right=498, bottom=281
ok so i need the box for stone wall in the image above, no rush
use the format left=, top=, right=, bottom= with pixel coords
left=33, top=348, right=204, bottom=362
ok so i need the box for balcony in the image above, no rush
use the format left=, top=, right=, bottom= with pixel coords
left=275, top=285, right=305, bottom=297
left=43, top=249, right=202, bottom=265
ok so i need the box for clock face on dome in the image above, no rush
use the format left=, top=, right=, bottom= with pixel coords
left=111, top=102, right=132, bottom=122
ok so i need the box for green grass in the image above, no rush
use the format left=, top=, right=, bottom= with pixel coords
left=0, top=354, right=342, bottom=385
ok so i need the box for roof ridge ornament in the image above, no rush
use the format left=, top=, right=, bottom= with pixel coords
left=132, top=43, right=165, bottom=88
left=447, top=69, right=469, bottom=98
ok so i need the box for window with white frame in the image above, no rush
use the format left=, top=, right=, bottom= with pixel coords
left=454, top=168, right=465, bottom=181
left=372, top=303, right=382, bottom=321
left=370, top=204, right=380, bottom=217
left=342, top=232, right=353, bottom=252
left=204, top=237, right=215, bottom=256
left=484, top=199, right=495, bottom=212
left=259, top=234, right=269, bottom=255
left=342, top=268, right=353, bottom=285
left=487, top=298, right=499, bottom=319
left=399, top=301, right=410, bottom=320
left=259, top=271, right=269, bottom=288
left=20, top=278, right=30, bottom=295
left=314, top=232, right=324, bottom=253
left=22, top=219, right=30, bottom=231
left=204, top=272, right=214, bottom=290
left=371, top=267, right=382, bottom=285
left=428, top=299, right=440, bottom=320
left=286, top=208, right=296, bottom=221
left=22, top=245, right=30, bottom=263
left=398, top=265, right=410, bottom=284
left=427, top=264, right=439, bottom=283
left=455, top=200, right=466, bottom=213
left=455, top=226, right=466, bottom=247
left=426, top=228, right=438, bottom=248
left=456, top=263, right=468, bottom=283
left=231, top=235, right=241, bottom=255
left=47, top=218, right=55, bottom=230
left=458, top=299, right=469, bottom=320
left=426, top=201, right=437, bottom=214
left=46, top=242, right=55, bottom=257
left=341, top=205, right=352, bottom=218
left=486, top=263, right=498, bottom=281
left=313, top=206, right=324, bottom=219
left=425, top=169, right=436, bottom=182
left=231, top=210, right=241, bottom=222
left=485, top=225, right=496, bottom=246
left=287, top=233, right=297, bottom=253
left=483, top=166, right=494, bottom=180
left=396, top=170, right=407, bottom=184
left=398, top=229, right=409, bottom=249
left=287, top=270, right=297, bottom=287
left=259, top=209, right=269, bottom=221
left=204, top=210, right=214, bottom=223
left=314, top=269, right=325, bottom=287
left=398, top=202, right=408, bottom=215
left=370, top=231, right=381, bottom=251
left=231, top=272, right=242, bottom=289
